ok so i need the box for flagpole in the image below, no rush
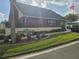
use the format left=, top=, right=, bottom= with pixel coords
left=69, top=3, right=75, bottom=22
left=73, top=3, right=75, bottom=22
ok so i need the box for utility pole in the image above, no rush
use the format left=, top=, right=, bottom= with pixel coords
left=9, top=0, right=16, bottom=43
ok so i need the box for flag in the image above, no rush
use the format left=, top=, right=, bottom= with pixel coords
left=68, top=3, right=75, bottom=10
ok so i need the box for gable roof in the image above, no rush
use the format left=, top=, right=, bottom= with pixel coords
left=14, top=2, right=64, bottom=20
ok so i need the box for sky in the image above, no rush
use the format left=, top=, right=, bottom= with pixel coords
left=0, top=0, right=10, bottom=22
left=0, top=0, right=79, bottom=22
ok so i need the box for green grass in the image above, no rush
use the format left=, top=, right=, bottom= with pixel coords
left=0, top=32, right=79, bottom=58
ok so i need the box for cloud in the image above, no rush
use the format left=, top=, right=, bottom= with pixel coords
left=16, top=0, right=32, bottom=4
left=16, top=0, right=78, bottom=7
left=16, top=0, right=26, bottom=3
left=16, top=0, right=79, bottom=5
left=64, top=11, right=72, bottom=16
left=31, top=0, right=38, bottom=6
left=0, top=12, right=5, bottom=22
left=16, top=0, right=79, bottom=15
left=0, top=12, right=8, bottom=22
left=4, top=15, right=8, bottom=21
left=31, top=0, right=48, bottom=7
left=16, top=0, right=65, bottom=7
left=74, top=4, right=79, bottom=14
left=0, top=12, right=5, bottom=18
left=50, top=0, right=79, bottom=5
left=51, top=0, right=79, bottom=14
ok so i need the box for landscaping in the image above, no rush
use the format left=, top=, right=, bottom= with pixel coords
left=0, top=32, right=79, bottom=58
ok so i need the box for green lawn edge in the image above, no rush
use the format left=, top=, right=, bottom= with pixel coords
left=0, top=32, right=79, bottom=58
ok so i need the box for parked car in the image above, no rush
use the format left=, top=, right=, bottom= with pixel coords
left=70, top=22, right=79, bottom=32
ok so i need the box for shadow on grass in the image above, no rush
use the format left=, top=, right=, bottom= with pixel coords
left=0, top=46, right=9, bottom=59
left=0, top=43, right=27, bottom=59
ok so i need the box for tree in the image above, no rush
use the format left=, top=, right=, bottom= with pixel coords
left=1, top=20, right=10, bottom=27
left=64, top=13, right=79, bottom=22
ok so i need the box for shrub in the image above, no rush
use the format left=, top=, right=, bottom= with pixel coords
left=0, top=29, right=5, bottom=34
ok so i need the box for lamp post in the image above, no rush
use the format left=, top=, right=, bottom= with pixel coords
left=9, top=0, right=16, bottom=43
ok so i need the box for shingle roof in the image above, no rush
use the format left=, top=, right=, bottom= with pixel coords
left=15, top=2, right=64, bottom=20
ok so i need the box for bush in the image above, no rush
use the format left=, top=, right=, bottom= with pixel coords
left=0, top=35, right=4, bottom=40
left=32, top=29, right=65, bottom=35
left=0, top=29, right=5, bottom=34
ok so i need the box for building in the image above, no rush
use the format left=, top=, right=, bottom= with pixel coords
left=0, top=23, right=5, bottom=29
left=0, top=23, right=5, bottom=35
left=9, top=0, right=65, bottom=28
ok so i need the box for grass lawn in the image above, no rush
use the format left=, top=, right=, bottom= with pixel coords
left=0, top=32, right=79, bottom=58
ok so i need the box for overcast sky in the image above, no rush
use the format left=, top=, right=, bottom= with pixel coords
left=0, top=0, right=79, bottom=22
